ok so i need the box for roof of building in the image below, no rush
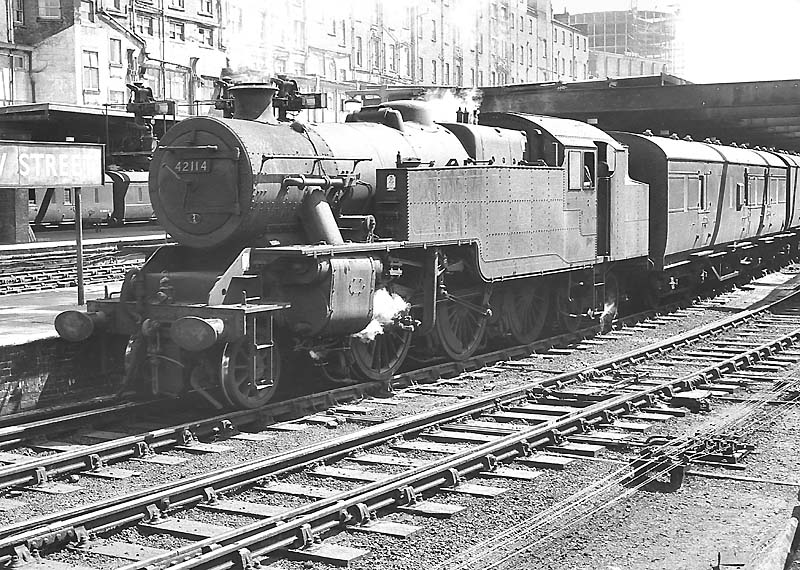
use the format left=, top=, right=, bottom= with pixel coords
left=480, top=74, right=800, bottom=152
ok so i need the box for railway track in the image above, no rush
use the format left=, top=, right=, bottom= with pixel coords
left=3, top=278, right=800, bottom=568
left=0, top=277, right=771, bottom=495
left=0, top=235, right=173, bottom=296
left=0, top=245, right=144, bottom=296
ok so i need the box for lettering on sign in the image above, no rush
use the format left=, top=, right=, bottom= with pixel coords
left=0, top=143, right=103, bottom=187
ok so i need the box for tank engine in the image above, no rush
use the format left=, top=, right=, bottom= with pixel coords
left=55, top=80, right=800, bottom=410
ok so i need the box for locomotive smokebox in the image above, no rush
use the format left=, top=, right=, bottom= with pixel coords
left=229, top=83, right=277, bottom=121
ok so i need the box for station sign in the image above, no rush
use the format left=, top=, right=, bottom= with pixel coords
left=0, top=141, right=104, bottom=187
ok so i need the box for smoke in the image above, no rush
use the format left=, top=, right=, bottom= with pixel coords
left=423, top=87, right=484, bottom=123
left=352, top=288, right=410, bottom=342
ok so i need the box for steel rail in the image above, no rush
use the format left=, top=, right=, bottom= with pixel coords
left=118, top=312, right=800, bottom=570
left=0, top=292, right=795, bottom=563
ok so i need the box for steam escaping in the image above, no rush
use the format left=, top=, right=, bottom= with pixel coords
left=599, top=300, right=618, bottom=332
left=423, top=88, right=484, bottom=123
left=353, top=288, right=410, bottom=342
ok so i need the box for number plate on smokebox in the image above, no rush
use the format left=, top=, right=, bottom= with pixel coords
left=174, top=160, right=209, bottom=173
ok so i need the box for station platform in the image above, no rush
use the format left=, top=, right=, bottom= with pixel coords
left=0, top=226, right=170, bottom=254
left=27, top=223, right=167, bottom=244
left=0, top=282, right=121, bottom=347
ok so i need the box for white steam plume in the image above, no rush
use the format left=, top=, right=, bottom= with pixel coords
left=353, top=288, right=410, bottom=342
left=423, top=87, right=484, bottom=123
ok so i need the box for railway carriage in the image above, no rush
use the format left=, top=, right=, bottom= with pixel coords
left=612, top=132, right=799, bottom=303
left=28, top=171, right=153, bottom=227
left=54, top=81, right=800, bottom=410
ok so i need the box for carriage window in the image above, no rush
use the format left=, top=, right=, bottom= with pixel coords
left=94, top=188, right=100, bottom=203
left=28, top=189, right=36, bottom=204
left=64, top=189, right=73, bottom=205
left=735, top=182, right=745, bottom=210
left=749, top=175, right=763, bottom=206
left=568, top=150, right=582, bottom=190
left=699, top=175, right=708, bottom=211
left=687, top=177, right=700, bottom=210
left=138, top=188, right=144, bottom=202
left=772, top=177, right=786, bottom=204
left=668, top=176, right=685, bottom=212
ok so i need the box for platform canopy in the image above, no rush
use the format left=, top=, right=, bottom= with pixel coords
left=480, top=75, right=800, bottom=152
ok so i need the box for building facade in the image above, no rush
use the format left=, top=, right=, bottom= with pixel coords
left=2, top=0, right=594, bottom=120
left=552, top=17, right=589, bottom=82
left=561, top=7, right=678, bottom=78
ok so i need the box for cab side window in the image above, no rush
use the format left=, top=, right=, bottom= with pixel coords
left=567, top=150, right=595, bottom=191
left=568, top=150, right=582, bottom=190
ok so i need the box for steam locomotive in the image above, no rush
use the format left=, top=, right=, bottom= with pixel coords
left=55, top=81, right=800, bottom=410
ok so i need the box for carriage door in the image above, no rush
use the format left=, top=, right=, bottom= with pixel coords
left=595, top=143, right=612, bottom=257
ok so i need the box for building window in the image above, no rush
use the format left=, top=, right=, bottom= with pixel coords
left=13, top=55, right=26, bottom=69
left=510, top=44, right=514, bottom=62
left=431, top=60, right=436, bottom=83
left=371, top=38, right=380, bottom=69
left=444, top=62, right=449, bottom=84
left=38, top=0, right=61, bottom=19
left=169, top=0, right=184, bottom=9
left=520, top=15, right=524, bottom=29
left=339, top=21, right=346, bottom=47
left=198, top=25, right=213, bottom=46
left=569, top=33, right=573, bottom=47
left=110, top=0, right=122, bottom=10
left=479, top=71, right=483, bottom=86
left=13, top=0, right=23, bottom=24
left=82, top=50, right=99, bottom=91
left=109, top=90, right=125, bottom=104
left=528, top=17, right=533, bottom=34
left=561, top=30, right=565, bottom=44
left=169, top=21, right=185, bottom=41
left=583, top=38, right=587, bottom=51
left=356, top=36, right=362, bottom=67
left=166, top=69, right=187, bottom=100
left=528, top=47, right=533, bottom=66
left=200, top=0, right=213, bottom=14
left=109, top=39, right=122, bottom=65
left=418, top=57, right=423, bottom=80
left=553, top=26, right=557, bottom=41
left=417, top=15, right=422, bottom=39
left=138, top=15, right=154, bottom=36
left=389, top=44, right=396, bottom=72
left=542, top=40, right=547, bottom=59
left=431, top=19, right=436, bottom=41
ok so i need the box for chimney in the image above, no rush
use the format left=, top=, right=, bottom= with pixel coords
left=229, top=83, right=278, bottom=121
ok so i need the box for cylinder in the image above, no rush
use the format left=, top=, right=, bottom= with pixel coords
left=300, top=189, right=345, bottom=245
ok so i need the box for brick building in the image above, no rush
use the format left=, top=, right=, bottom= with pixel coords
left=12, top=0, right=143, bottom=106
left=0, top=0, right=593, bottom=121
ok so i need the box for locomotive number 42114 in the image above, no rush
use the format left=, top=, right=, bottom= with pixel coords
left=174, top=160, right=209, bottom=173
